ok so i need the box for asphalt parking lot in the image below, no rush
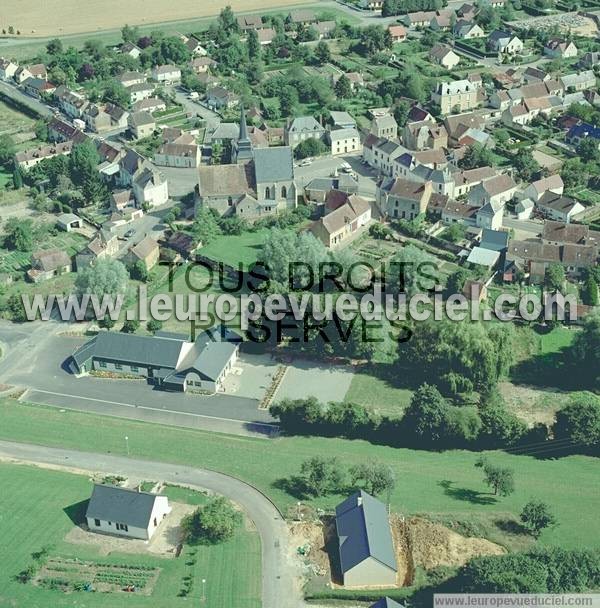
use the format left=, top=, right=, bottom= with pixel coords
left=3, top=335, right=277, bottom=437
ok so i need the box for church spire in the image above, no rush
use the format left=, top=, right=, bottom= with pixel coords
left=233, top=103, right=253, bottom=163
left=239, top=103, right=249, bottom=142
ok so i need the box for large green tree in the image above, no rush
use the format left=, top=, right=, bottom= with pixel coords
left=181, top=496, right=240, bottom=545
left=75, top=258, right=129, bottom=297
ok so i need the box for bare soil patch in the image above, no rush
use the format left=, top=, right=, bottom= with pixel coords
left=402, top=516, right=506, bottom=571
left=0, top=0, right=318, bottom=38
left=499, top=381, right=570, bottom=427
left=291, top=514, right=505, bottom=591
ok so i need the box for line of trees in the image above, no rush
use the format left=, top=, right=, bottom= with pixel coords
left=271, top=385, right=600, bottom=456
left=284, top=456, right=396, bottom=499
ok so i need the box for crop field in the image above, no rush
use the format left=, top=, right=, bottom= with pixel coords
left=0, top=0, right=320, bottom=38
left=0, top=462, right=261, bottom=607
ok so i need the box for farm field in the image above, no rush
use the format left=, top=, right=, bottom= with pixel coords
left=0, top=0, right=321, bottom=38
left=0, top=396, right=599, bottom=551
left=0, top=462, right=261, bottom=607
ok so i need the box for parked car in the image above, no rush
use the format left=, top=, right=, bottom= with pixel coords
left=124, top=229, right=136, bottom=238
left=299, top=158, right=312, bottom=166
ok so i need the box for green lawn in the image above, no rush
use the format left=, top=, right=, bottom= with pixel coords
left=345, top=370, right=414, bottom=418
left=0, top=462, right=260, bottom=607
left=198, top=230, right=268, bottom=271
left=539, top=326, right=576, bottom=355
left=0, top=397, right=598, bottom=552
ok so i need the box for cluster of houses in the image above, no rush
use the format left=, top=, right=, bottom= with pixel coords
left=80, top=475, right=404, bottom=608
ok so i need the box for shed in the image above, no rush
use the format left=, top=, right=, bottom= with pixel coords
left=57, top=213, right=82, bottom=232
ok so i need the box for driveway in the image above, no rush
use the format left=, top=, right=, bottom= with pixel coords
left=0, top=440, right=305, bottom=608
left=274, top=359, right=354, bottom=404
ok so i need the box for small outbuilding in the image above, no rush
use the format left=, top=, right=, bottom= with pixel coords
left=86, top=484, right=171, bottom=540
left=57, top=213, right=82, bottom=232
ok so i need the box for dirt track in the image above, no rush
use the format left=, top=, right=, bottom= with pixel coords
left=0, top=0, right=318, bottom=38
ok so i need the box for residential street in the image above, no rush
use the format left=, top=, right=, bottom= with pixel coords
left=0, top=439, right=305, bottom=608
left=0, top=79, right=52, bottom=116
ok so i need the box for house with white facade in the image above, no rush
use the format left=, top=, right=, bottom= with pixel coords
left=329, top=128, right=361, bottom=155
left=85, top=484, right=171, bottom=540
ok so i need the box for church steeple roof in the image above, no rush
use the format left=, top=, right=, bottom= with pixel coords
left=233, top=104, right=253, bottom=163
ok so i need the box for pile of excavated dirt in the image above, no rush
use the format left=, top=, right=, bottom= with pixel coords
left=401, top=516, right=506, bottom=571
left=289, top=513, right=506, bottom=590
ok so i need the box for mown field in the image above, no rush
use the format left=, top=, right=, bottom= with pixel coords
left=0, top=0, right=320, bottom=38
left=0, top=397, right=598, bottom=553
left=0, top=462, right=261, bottom=608
left=198, top=230, right=269, bottom=271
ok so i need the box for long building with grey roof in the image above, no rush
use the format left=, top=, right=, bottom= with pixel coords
left=335, top=490, right=398, bottom=588
left=71, top=326, right=239, bottom=393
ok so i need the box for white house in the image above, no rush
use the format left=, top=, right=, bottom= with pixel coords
left=522, top=174, right=564, bottom=203
left=476, top=200, right=504, bottom=230
left=151, top=64, right=181, bottom=83
left=86, top=484, right=171, bottom=541
left=515, top=198, right=534, bottom=220
left=429, top=44, right=461, bottom=69
left=468, top=174, right=517, bottom=208
left=487, top=30, right=523, bottom=55
left=0, top=57, right=18, bottom=80
left=133, top=168, right=169, bottom=208
left=537, top=192, right=585, bottom=223
left=544, top=38, right=578, bottom=59
left=329, top=128, right=361, bottom=156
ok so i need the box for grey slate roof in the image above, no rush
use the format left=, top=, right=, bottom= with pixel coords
left=72, top=331, right=185, bottom=369
left=335, top=490, right=397, bottom=575
left=481, top=228, right=509, bottom=252
left=183, top=326, right=240, bottom=381
left=86, top=484, right=160, bottom=528
left=253, top=147, right=294, bottom=183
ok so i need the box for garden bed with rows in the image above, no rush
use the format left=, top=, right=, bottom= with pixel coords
left=35, top=557, right=160, bottom=595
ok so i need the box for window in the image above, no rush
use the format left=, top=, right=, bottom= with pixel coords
left=99, top=361, right=107, bottom=368
left=94, top=519, right=101, bottom=527
left=265, top=186, right=271, bottom=199
left=116, top=523, right=129, bottom=531
left=115, top=363, right=123, bottom=371
left=153, top=517, right=158, bottom=527
left=281, top=186, right=287, bottom=199
left=228, top=196, right=233, bottom=207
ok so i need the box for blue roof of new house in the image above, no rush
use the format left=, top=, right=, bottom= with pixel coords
left=335, top=490, right=397, bottom=575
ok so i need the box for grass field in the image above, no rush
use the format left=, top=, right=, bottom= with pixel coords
left=0, top=462, right=261, bottom=607
left=0, top=397, right=598, bottom=552
left=345, top=369, right=413, bottom=418
left=199, top=230, right=268, bottom=271
left=0, top=99, right=36, bottom=136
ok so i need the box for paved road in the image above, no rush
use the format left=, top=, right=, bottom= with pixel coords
left=503, top=216, right=544, bottom=235
left=0, top=440, right=304, bottom=608
left=0, top=79, right=52, bottom=117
